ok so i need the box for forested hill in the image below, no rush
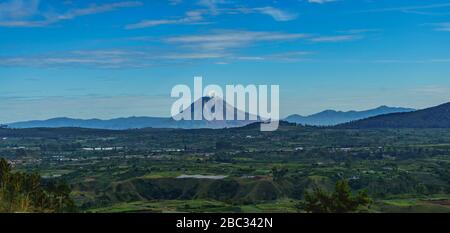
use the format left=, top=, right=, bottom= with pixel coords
left=285, top=106, right=414, bottom=126
left=337, top=102, right=450, bottom=129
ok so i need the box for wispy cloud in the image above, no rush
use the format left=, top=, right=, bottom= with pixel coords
left=0, top=48, right=231, bottom=69
left=126, top=4, right=297, bottom=29
left=266, top=51, right=313, bottom=61
left=168, top=0, right=183, bottom=6
left=197, top=0, right=227, bottom=14
left=357, top=3, right=450, bottom=14
left=126, top=10, right=205, bottom=29
left=229, top=7, right=297, bottom=22
left=308, top=0, right=336, bottom=4
left=50, top=1, right=142, bottom=21
left=164, top=30, right=309, bottom=51
left=0, top=29, right=315, bottom=69
left=1, top=16, right=371, bottom=69
left=162, top=52, right=228, bottom=60
left=307, top=28, right=378, bottom=43
left=251, top=7, right=298, bottom=21
left=0, top=0, right=143, bottom=27
left=235, top=51, right=313, bottom=62
left=0, top=49, right=152, bottom=68
left=372, top=58, right=450, bottom=64
left=0, top=48, right=312, bottom=69
left=0, top=25, right=370, bottom=69
left=310, top=34, right=362, bottom=42
left=337, top=28, right=381, bottom=34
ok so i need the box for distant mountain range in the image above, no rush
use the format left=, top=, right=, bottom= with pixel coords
left=7, top=97, right=258, bottom=130
left=338, top=102, right=450, bottom=129
left=11, top=99, right=448, bottom=130
left=284, top=106, right=415, bottom=126
left=7, top=116, right=175, bottom=130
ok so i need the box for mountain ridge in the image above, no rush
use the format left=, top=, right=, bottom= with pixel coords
left=285, top=106, right=415, bottom=126
left=6, top=102, right=426, bottom=130
left=6, top=97, right=259, bottom=130
left=337, top=102, right=450, bottom=129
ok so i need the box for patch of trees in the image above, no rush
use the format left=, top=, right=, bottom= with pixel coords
left=215, top=141, right=233, bottom=151
left=0, top=158, right=75, bottom=213
left=272, top=167, right=288, bottom=182
left=297, top=180, right=372, bottom=213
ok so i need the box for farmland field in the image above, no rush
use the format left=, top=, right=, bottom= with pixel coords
left=1, top=124, right=449, bottom=213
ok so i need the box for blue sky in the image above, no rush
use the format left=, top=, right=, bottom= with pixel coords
left=1, top=0, right=450, bottom=122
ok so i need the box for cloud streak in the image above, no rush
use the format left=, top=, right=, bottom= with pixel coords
left=308, top=0, right=336, bottom=4
left=0, top=26, right=367, bottom=69
left=164, top=30, right=309, bottom=51
left=246, top=7, right=298, bottom=22
left=310, top=34, right=362, bottom=42
left=357, top=2, right=450, bottom=14
left=0, top=30, right=315, bottom=69
left=0, top=0, right=143, bottom=27
left=0, top=48, right=310, bottom=69
left=126, top=5, right=297, bottom=29
left=126, top=10, right=205, bottom=29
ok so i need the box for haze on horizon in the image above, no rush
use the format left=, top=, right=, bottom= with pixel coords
left=1, top=0, right=450, bottom=123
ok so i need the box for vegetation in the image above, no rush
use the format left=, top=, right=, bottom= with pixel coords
left=339, top=102, right=450, bottom=129
left=0, top=158, right=75, bottom=213
left=297, top=180, right=372, bottom=213
left=0, top=124, right=449, bottom=213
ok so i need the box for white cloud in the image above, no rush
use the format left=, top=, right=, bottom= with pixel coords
left=164, top=30, right=309, bottom=51
left=310, top=34, right=361, bottom=42
left=197, top=0, right=227, bottom=14
left=0, top=1, right=143, bottom=27
left=357, top=3, right=450, bottom=13
left=246, top=7, right=297, bottom=22
left=162, top=52, right=228, bottom=59
left=126, top=10, right=204, bottom=29
left=126, top=3, right=297, bottom=29
left=337, top=28, right=381, bottom=34
left=308, top=0, right=336, bottom=4
left=0, top=47, right=234, bottom=68
left=52, top=1, right=142, bottom=20
left=168, top=0, right=183, bottom=5
left=2, top=27, right=366, bottom=68
left=234, top=51, right=312, bottom=62
left=265, top=51, right=313, bottom=61
left=0, top=34, right=314, bottom=69
left=0, top=49, right=311, bottom=69
left=126, top=19, right=181, bottom=28
left=0, top=49, right=152, bottom=68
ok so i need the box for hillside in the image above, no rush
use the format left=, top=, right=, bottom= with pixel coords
left=338, top=102, right=450, bottom=128
left=7, top=103, right=413, bottom=129
left=285, top=106, right=415, bottom=126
